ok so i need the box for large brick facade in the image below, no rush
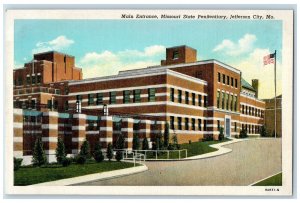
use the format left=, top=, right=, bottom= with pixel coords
left=13, top=45, right=266, bottom=164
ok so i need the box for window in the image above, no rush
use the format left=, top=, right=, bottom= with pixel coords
left=170, top=116, right=175, bottom=130
left=235, top=79, right=238, bottom=88
left=230, top=95, right=234, bottom=111
left=96, top=93, right=103, bottom=105
left=218, top=72, right=221, bottom=82
left=37, top=75, right=42, bottom=84
left=134, top=90, right=141, bottom=103
left=222, top=92, right=225, bottom=109
left=198, top=95, right=202, bottom=106
left=231, top=77, right=234, bottom=86
left=217, top=91, right=220, bottom=108
left=31, top=99, right=36, bottom=109
left=222, top=74, right=225, bottom=84
left=204, top=96, right=207, bottom=107
left=123, top=90, right=130, bottom=104
left=246, top=106, right=248, bottom=115
left=178, top=117, right=182, bottom=130
left=148, top=88, right=156, bottom=102
left=192, top=93, right=195, bottom=105
left=178, top=90, right=182, bottom=103
left=204, top=120, right=207, bottom=131
left=185, top=118, right=189, bottom=130
left=255, top=109, right=258, bottom=117
left=192, top=118, right=195, bottom=131
left=198, top=119, right=202, bottom=131
left=242, top=105, right=244, bottom=114
left=225, top=93, right=229, bottom=110
left=185, top=91, right=189, bottom=104
left=32, top=75, right=36, bottom=84
left=18, top=77, right=23, bottom=86
left=88, top=94, right=94, bottom=105
left=76, top=95, right=82, bottom=102
left=170, top=88, right=175, bottom=102
left=26, top=76, right=31, bottom=85
left=227, top=76, right=230, bottom=85
left=217, top=120, right=220, bottom=130
left=172, top=50, right=179, bottom=59
left=64, top=100, right=69, bottom=110
left=53, top=100, right=58, bottom=110
left=47, top=100, right=52, bottom=109
left=235, top=122, right=237, bottom=132
left=110, top=92, right=116, bottom=104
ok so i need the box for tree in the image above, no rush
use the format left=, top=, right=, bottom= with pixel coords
left=14, top=157, right=23, bottom=171
left=93, top=142, right=104, bottom=162
left=163, top=122, right=170, bottom=148
left=32, top=137, right=47, bottom=166
left=115, top=134, right=125, bottom=161
left=132, top=133, right=140, bottom=150
left=171, top=133, right=180, bottom=150
left=79, top=140, right=91, bottom=159
left=218, top=127, right=224, bottom=141
left=106, top=143, right=113, bottom=161
left=142, top=137, right=149, bottom=150
left=55, top=137, right=66, bottom=164
left=260, top=125, right=268, bottom=137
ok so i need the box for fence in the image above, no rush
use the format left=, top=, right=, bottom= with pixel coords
left=117, top=149, right=188, bottom=160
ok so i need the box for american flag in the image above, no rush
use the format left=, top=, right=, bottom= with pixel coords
left=263, top=53, right=275, bottom=65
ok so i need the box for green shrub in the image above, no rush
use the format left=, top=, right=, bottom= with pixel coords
left=115, top=151, right=123, bottom=161
left=164, top=122, right=170, bottom=148
left=218, top=127, right=224, bottom=141
left=106, top=143, right=113, bottom=161
left=75, top=155, right=86, bottom=164
left=93, top=142, right=104, bottom=163
left=79, top=140, right=91, bottom=159
left=32, top=137, right=47, bottom=167
left=142, top=138, right=149, bottom=150
left=239, top=129, right=248, bottom=138
left=260, top=126, right=268, bottom=137
left=132, top=134, right=140, bottom=150
left=62, top=158, right=71, bottom=167
left=55, top=137, right=66, bottom=164
left=14, top=157, right=23, bottom=171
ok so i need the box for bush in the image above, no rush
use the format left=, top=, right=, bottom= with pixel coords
left=55, top=137, right=66, bottom=164
left=79, top=140, right=91, bottom=159
left=106, top=143, right=113, bottom=161
left=75, top=155, right=86, bottom=165
left=62, top=158, right=71, bottom=167
left=93, top=142, right=104, bottom=163
left=189, top=140, right=192, bottom=144
left=132, top=134, right=140, bottom=150
left=14, top=157, right=23, bottom=171
left=142, top=138, right=149, bottom=150
left=164, top=122, right=170, bottom=148
left=32, top=137, right=47, bottom=167
left=115, top=151, right=123, bottom=161
left=239, top=129, right=248, bottom=139
left=260, top=126, right=268, bottom=137
left=218, top=127, right=224, bottom=141
left=203, top=135, right=213, bottom=141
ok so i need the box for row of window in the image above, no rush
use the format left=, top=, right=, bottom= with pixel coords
left=170, top=88, right=208, bottom=107
left=241, top=105, right=264, bottom=118
left=216, top=91, right=238, bottom=112
left=14, top=100, right=37, bottom=109
left=77, top=88, right=156, bottom=105
left=170, top=116, right=208, bottom=131
left=241, top=124, right=262, bottom=134
left=14, top=75, right=42, bottom=86
left=217, top=72, right=238, bottom=88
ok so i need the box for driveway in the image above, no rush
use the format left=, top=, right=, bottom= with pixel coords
left=75, top=138, right=282, bottom=186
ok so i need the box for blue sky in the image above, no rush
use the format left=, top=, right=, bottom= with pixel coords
left=14, top=19, right=282, bottom=99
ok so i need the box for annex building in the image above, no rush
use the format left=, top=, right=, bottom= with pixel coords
left=13, top=45, right=265, bottom=164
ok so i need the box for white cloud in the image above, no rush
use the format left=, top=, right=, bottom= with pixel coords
left=32, top=35, right=74, bottom=54
left=213, top=34, right=257, bottom=56
left=79, top=45, right=165, bottom=78
left=232, top=48, right=282, bottom=99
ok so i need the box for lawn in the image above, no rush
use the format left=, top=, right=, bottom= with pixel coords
left=253, top=173, right=282, bottom=186
left=181, top=138, right=231, bottom=157
left=14, top=161, right=136, bottom=186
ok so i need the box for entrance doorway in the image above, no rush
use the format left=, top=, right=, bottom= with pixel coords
left=225, top=116, right=231, bottom=138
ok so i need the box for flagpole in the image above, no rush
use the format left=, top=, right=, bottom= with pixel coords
left=274, top=50, right=277, bottom=138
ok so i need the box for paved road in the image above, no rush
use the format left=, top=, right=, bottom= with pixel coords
left=76, top=139, right=282, bottom=186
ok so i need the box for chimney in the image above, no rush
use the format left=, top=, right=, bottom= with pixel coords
left=252, top=79, right=259, bottom=98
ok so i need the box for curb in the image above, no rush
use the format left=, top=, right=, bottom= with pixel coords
left=31, top=164, right=148, bottom=186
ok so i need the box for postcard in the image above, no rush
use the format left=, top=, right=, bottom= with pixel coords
left=4, top=9, right=293, bottom=196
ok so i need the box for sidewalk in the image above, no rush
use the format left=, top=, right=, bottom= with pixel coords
left=32, top=164, right=148, bottom=186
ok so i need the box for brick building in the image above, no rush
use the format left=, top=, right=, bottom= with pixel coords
left=263, top=95, right=282, bottom=137
left=13, top=45, right=266, bottom=164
